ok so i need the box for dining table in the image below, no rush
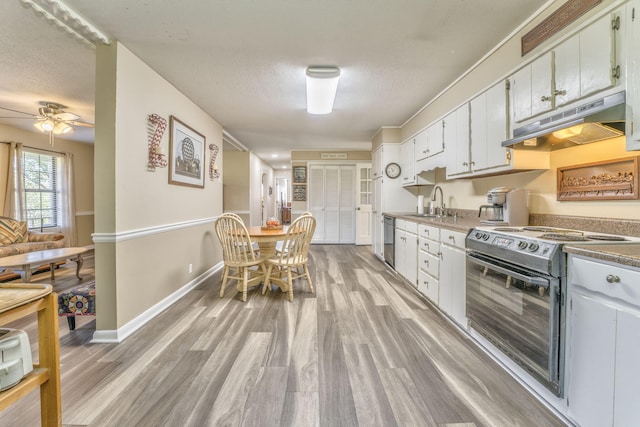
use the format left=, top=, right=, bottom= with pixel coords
left=246, top=226, right=289, bottom=259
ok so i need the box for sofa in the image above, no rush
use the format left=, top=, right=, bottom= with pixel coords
left=0, top=217, right=65, bottom=258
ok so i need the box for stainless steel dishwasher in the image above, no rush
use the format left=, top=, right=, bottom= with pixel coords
left=383, top=215, right=395, bottom=268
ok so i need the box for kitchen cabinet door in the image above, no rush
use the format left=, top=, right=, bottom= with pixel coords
left=415, top=129, right=429, bottom=161
left=470, top=81, right=509, bottom=172
left=567, top=292, right=616, bottom=427
left=484, top=81, right=509, bottom=170
left=510, top=65, right=532, bottom=124
left=613, top=309, right=640, bottom=426
left=400, top=138, right=415, bottom=186
left=627, top=0, right=640, bottom=149
left=439, top=230, right=467, bottom=327
left=530, top=51, right=554, bottom=117
left=426, top=120, right=444, bottom=158
left=579, top=12, right=617, bottom=99
left=445, top=104, right=470, bottom=177
left=553, top=34, right=580, bottom=108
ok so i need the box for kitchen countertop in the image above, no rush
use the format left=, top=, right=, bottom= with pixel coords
left=383, top=212, right=481, bottom=234
left=563, top=244, right=640, bottom=269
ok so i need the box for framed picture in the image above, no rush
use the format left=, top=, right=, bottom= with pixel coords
left=169, top=116, right=205, bottom=188
left=293, top=184, right=306, bottom=201
left=293, top=166, right=307, bottom=183
left=557, top=156, right=639, bottom=201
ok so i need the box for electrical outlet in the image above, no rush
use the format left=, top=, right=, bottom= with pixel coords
left=188, top=263, right=193, bottom=274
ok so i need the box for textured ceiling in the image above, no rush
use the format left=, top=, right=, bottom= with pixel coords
left=0, top=0, right=550, bottom=169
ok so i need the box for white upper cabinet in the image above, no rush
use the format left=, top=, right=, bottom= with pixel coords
left=445, top=104, right=470, bottom=177
left=553, top=34, right=581, bottom=107
left=470, top=80, right=509, bottom=172
left=509, top=10, right=620, bottom=125
left=426, top=121, right=445, bottom=159
left=627, top=0, right=640, bottom=149
left=530, top=51, right=554, bottom=118
left=400, top=138, right=416, bottom=185
left=414, top=129, right=429, bottom=161
left=510, top=63, right=533, bottom=123
left=579, top=12, right=618, bottom=99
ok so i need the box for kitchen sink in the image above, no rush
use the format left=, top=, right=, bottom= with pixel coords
left=409, top=213, right=449, bottom=219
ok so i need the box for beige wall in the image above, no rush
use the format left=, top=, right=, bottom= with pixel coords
left=0, top=124, right=95, bottom=245
left=223, top=151, right=250, bottom=223
left=94, top=42, right=224, bottom=333
left=388, top=0, right=640, bottom=221
left=222, top=151, right=274, bottom=226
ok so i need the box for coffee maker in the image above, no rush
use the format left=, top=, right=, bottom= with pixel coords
left=478, top=187, right=529, bottom=226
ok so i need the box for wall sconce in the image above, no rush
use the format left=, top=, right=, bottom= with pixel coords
left=148, top=114, right=168, bottom=171
left=209, top=144, right=220, bottom=180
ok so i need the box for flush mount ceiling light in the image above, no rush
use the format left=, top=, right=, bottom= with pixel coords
left=306, top=66, right=341, bottom=115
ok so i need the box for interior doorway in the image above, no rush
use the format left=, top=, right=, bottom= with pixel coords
left=276, top=177, right=291, bottom=224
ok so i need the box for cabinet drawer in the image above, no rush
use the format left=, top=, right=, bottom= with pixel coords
left=404, top=220, right=418, bottom=234
left=418, top=249, right=439, bottom=278
left=441, top=229, right=466, bottom=249
left=570, top=256, right=640, bottom=307
left=418, top=269, right=439, bottom=304
left=418, top=224, right=440, bottom=240
left=418, top=237, right=440, bottom=256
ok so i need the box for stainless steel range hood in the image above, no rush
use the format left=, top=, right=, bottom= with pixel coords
left=502, top=91, right=625, bottom=151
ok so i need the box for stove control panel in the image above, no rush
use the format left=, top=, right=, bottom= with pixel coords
left=468, top=231, right=555, bottom=257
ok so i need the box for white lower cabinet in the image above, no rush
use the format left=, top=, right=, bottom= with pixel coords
left=395, top=220, right=418, bottom=287
left=439, top=229, right=467, bottom=327
left=417, top=224, right=440, bottom=303
left=567, top=255, right=640, bottom=427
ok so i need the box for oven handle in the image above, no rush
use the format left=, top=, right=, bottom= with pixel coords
left=467, top=253, right=549, bottom=289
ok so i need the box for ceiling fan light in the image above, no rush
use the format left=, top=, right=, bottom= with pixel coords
left=53, top=121, right=73, bottom=135
left=306, top=66, right=340, bottom=115
left=34, top=120, right=54, bottom=132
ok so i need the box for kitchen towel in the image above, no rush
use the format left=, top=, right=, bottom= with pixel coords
left=417, top=195, right=424, bottom=214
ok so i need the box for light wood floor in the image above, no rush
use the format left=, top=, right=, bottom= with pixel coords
left=0, top=246, right=567, bottom=426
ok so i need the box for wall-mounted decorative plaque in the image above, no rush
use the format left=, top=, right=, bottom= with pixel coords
left=293, top=184, right=306, bottom=201
left=293, top=166, right=307, bottom=183
left=557, top=156, right=639, bottom=201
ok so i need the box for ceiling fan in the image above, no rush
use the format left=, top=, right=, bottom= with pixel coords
left=0, top=101, right=94, bottom=145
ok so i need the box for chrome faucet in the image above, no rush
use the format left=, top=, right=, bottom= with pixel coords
left=431, top=185, right=444, bottom=215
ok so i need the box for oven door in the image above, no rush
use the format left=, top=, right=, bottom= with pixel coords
left=466, top=252, right=562, bottom=396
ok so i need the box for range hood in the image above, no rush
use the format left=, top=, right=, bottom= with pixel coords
left=502, top=91, right=625, bottom=151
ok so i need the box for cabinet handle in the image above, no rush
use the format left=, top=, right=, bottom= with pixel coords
left=448, top=235, right=454, bottom=240
left=462, top=162, right=468, bottom=166
left=541, top=95, right=552, bottom=102
left=606, top=274, right=620, bottom=284
left=424, top=260, right=429, bottom=266
left=553, top=89, right=566, bottom=96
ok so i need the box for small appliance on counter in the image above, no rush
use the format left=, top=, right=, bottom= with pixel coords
left=0, top=328, right=33, bottom=391
left=478, top=187, right=529, bottom=226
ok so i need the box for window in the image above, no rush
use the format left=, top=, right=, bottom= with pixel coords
left=22, top=150, right=59, bottom=230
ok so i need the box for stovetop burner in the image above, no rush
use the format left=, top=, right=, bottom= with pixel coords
left=585, top=234, right=628, bottom=241
left=522, top=226, right=560, bottom=232
left=539, top=233, right=590, bottom=242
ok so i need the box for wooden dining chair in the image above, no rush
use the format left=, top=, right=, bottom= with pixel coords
left=214, top=215, right=266, bottom=302
left=262, top=215, right=316, bottom=301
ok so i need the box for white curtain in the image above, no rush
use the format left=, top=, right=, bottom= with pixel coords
left=2, top=142, right=25, bottom=220
left=58, top=152, right=77, bottom=247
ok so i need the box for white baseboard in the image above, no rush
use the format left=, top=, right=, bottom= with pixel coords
left=91, top=261, right=224, bottom=344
